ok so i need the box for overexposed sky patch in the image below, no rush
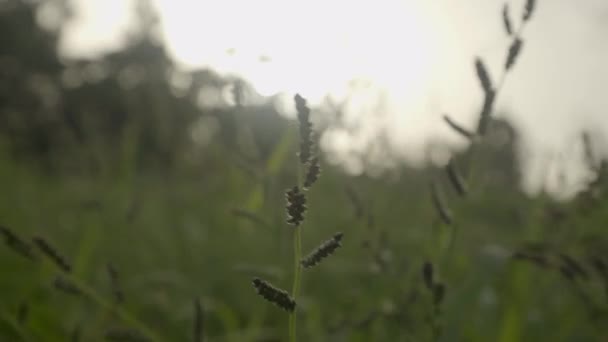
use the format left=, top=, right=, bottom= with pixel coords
left=58, top=0, right=608, bottom=196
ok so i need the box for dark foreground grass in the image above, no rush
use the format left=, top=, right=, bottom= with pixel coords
left=2, top=0, right=608, bottom=341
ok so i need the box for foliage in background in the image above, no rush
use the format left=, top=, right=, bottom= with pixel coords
left=1, top=0, right=608, bottom=341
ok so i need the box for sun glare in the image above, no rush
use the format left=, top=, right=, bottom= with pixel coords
left=153, top=0, right=441, bottom=106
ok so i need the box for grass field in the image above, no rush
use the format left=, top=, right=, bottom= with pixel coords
left=2, top=0, right=608, bottom=341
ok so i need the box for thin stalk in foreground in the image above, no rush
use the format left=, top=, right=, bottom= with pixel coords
left=289, top=160, right=304, bottom=342
left=289, top=227, right=302, bottom=342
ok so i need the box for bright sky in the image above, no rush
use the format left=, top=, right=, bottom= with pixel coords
left=57, top=0, right=608, bottom=197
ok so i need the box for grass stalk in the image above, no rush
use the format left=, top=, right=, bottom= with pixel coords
left=289, top=157, right=304, bottom=342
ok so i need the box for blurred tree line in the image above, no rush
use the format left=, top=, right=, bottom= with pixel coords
left=0, top=0, right=292, bottom=177
left=0, top=0, right=532, bottom=195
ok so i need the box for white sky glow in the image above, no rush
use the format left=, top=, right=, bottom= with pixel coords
left=58, top=0, right=608, bottom=197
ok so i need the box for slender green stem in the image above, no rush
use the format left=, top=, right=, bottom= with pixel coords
left=289, top=144, right=305, bottom=342
left=289, top=227, right=302, bottom=342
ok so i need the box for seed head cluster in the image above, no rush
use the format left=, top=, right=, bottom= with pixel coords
left=32, top=236, right=71, bottom=273
left=286, top=186, right=307, bottom=226
left=0, top=225, right=35, bottom=261
left=252, top=278, right=296, bottom=312
left=295, top=94, right=314, bottom=164
left=303, top=157, right=321, bottom=190
left=301, top=232, right=343, bottom=268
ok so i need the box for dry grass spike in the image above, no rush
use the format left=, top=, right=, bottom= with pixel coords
left=523, top=0, right=535, bottom=22
left=0, top=225, right=36, bottom=261
left=505, top=38, right=523, bottom=71
left=252, top=278, right=296, bottom=312
left=294, top=94, right=314, bottom=164
left=303, top=157, right=321, bottom=190
left=286, top=186, right=307, bottom=226
left=301, top=232, right=343, bottom=268
left=502, top=3, right=513, bottom=36
left=53, top=276, right=81, bottom=296
left=475, top=58, right=493, bottom=95
left=32, top=236, right=71, bottom=273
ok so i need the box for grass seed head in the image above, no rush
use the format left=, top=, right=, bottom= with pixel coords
left=523, top=0, right=535, bottom=22
left=475, top=58, right=493, bottom=95
left=286, top=186, right=307, bottom=226
left=502, top=3, right=513, bottom=36
left=295, top=94, right=315, bottom=163
left=32, top=236, right=71, bottom=273
left=252, top=278, right=296, bottom=312
left=301, top=232, right=343, bottom=268
left=53, top=276, right=81, bottom=296
left=0, top=225, right=36, bottom=261
left=558, top=253, right=589, bottom=281
left=303, top=157, right=321, bottom=190
left=505, top=38, right=523, bottom=71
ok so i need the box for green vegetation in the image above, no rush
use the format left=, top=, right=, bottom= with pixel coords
left=1, top=0, right=608, bottom=341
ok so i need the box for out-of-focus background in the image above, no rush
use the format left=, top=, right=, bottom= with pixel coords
left=1, top=0, right=608, bottom=341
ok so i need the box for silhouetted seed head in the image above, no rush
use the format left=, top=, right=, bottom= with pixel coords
left=303, top=157, right=321, bottom=190
left=251, top=278, right=296, bottom=312
left=475, top=58, right=493, bottom=95
left=442, top=115, right=475, bottom=140
left=295, top=94, right=315, bottom=163
left=432, top=283, right=446, bottom=307
left=446, top=158, right=467, bottom=197
left=430, top=182, right=452, bottom=225
left=505, top=38, right=523, bottom=71
left=0, top=225, right=36, bottom=261
left=558, top=254, right=589, bottom=281
left=105, top=328, right=150, bottom=342
left=285, top=186, right=307, bottom=226
left=194, top=297, right=204, bottom=342
left=301, top=232, right=343, bottom=268
left=422, top=261, right=434, bottom=290
left=502, top=3, right=513, bottom=36
left=32, top=237, right=71, bottom=273
left=53, top=276, right=81, bottom=296
left=107, top=263, right=124, bottom=304
left=523, top=0, right=535, bottom=22
left=512, top=251, right=552, bottom=268
left=476, top=91, right=496, bottom=135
